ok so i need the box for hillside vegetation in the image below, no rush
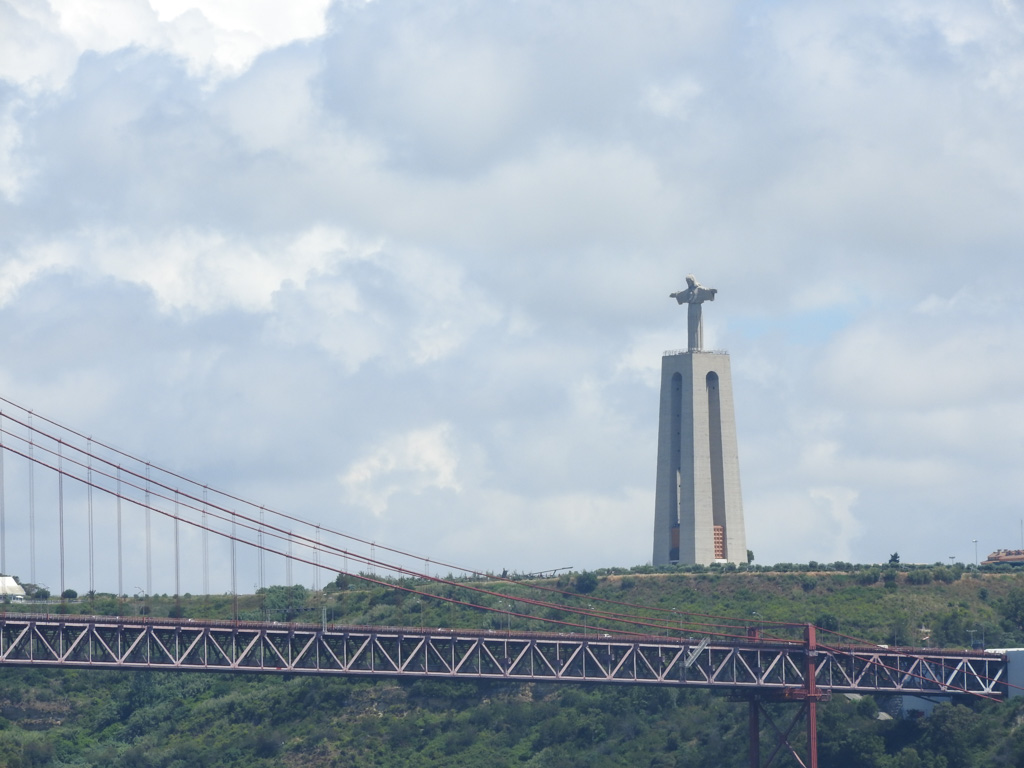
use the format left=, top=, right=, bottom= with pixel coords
left=2, top=563, right=1024, bottom=767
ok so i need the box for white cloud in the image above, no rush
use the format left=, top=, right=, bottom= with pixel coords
left=3, top=225, right=358, bottom=314
left=449, top=487, right=652, bottom=573
left=642, top=75, right=702, bottom=122
left=0, top=0, right=79, bottom=92
left=0, top=0, right=330, bottom=91
left=154, top=0, right=330, bottom=81
left=150, top=0, right=330, bottom=50
left=819, top=312, right=1024, bottom=409
left=339, top=424, right=462, bottom=516
left=49, top=0, right=164, bottom=56
left=0, top=99, right=31, bottom=202
left=746, top=486, right=860, bottom=565
left=4, top=0, right=1024, bottom=589
left=808, top=487, right=861, bottom=561
left=211, top=46, right=318, bottom=151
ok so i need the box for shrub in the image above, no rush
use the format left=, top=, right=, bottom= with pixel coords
left=906, top=570, right=932, bottom=585
left=574, top=571, right=599, bottom=594
left=857, top=569, right=881, bottom=585
left=815, top=614, right=839, bottom=632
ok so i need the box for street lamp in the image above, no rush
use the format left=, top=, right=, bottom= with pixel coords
left=500, top=600, right=511, bottom=635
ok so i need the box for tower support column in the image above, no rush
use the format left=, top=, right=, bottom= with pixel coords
left=653, top=350, right=746, bottom=566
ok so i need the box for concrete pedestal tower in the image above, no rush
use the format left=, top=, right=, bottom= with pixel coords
left=653, top=276, right=747, bottom=566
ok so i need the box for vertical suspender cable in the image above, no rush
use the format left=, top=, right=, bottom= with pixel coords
left=174, top=491, right=180, bottom=600
left=286, top=533, right=292, bottom=587
left=231, top=513, right=237, bottom=622
left=145, top=464, right=152, bottom=596
left=258, top=507, right=265, bottom=593
left=87, top=439, right=94, bottom=599
left=258, top=507, right=266, bottom=619
left=202, top=487, right=209, bottom=597
left=58, top=441, right=65, bottom=599
left=0, top=413, right=6, bottom=578
left=315, top=525, right=321, bottom=591
left=28, top=412, right=35, bottom=586
left=117, top=467, right=123, bottom=604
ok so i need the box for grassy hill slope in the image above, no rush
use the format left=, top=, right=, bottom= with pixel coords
left=2, top=564, right=1024, bottom=767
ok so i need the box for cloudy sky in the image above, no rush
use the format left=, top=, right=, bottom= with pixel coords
left=2, top=0, right=1024, bottom=594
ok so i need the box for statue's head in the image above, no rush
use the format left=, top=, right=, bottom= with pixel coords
left=685, top=274, right=696, bottom=288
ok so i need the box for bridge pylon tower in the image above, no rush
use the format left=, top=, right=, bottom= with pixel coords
left=743, top=624, right=826, bottom=768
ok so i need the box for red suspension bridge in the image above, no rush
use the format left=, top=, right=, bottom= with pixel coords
left=0, top=397, right=1013, bottom=768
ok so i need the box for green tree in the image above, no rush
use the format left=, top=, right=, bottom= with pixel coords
left=934, top=609, right=968, bottom=647
left=893, top=748, right=923, bottom=768
left=818, top=698, right=887, bottom=768
left=815, top=614, right=839, bottom=632
left=1001, top=588, right=1024, bottom=631
left=921, top=703, right=982, bottom=767
left=259, top=584, right=309, bottom=621
left=574, top=571, right=598, bottom=594
left=21, top=739, right=54, bottom=767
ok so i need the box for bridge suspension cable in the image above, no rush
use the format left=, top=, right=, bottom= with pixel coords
left=0, top=393, right=1011, bottom=768
left=0, top=396, right=915, bottom=649
left=0, top=397, right=784, bottom=636
left=0, top=416, right=761, bottom=639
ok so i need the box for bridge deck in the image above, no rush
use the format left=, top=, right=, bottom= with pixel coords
left=0, top=614, right=1006, bottom=698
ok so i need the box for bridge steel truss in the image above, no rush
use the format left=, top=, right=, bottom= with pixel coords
left=0, top=615, right=1006, bottom=699
left=0, top=615, right=1008, bottom=768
